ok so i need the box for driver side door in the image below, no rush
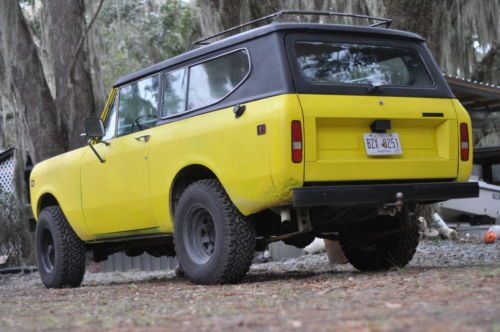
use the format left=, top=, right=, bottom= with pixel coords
left=81, top=76, right=160, bottom=236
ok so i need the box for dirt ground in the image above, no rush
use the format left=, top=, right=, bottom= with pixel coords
left=1, top=240, right=499, bottom=332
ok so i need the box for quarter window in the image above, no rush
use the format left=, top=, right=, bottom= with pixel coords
left=117, top=75, right=160, bottom=136
left=187, top=50, right=250, bottom=111
left=161, top=68, right=188, bottom=117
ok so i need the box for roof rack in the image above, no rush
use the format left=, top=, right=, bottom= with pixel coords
left=194, top=10, right=392, bottom=45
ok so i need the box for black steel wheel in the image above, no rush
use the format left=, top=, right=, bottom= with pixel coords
left=184, top=204, right=216, bottom=264
left=174, top=179, right=256, bottom=285
left=35, top=206, right=86, bottom=288
left=39, top=228, right=56, bottom=273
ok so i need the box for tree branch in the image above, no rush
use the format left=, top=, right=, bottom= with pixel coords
left=472, top=44, right=499, bottom=84
left=68, top=0, right=105, bottom=80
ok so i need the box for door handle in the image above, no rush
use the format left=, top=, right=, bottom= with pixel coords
left=135, top=134, right=151, bottom=142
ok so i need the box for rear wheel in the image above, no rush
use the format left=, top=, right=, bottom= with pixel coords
left=35, top=206, right=86, bottom=288
left=339, top=211, right=419, bottom=271
left=174, top=179, right=256, bottom=284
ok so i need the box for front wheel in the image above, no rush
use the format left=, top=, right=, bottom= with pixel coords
left=339, top=212, right=419, bottom=271
left=35, top=206, right=86, bottom=288
left=174, top=179, right=256, bottom=284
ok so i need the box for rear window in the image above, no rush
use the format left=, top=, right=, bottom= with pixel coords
left=294, top=41, right=433, bottom=87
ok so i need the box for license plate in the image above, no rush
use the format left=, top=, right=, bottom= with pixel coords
left=363, top=133, right=402, bottom=156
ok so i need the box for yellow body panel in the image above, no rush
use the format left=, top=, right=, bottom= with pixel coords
left=30, top=148, right=92, bottom=240
left=299, top=95, right=460, bottom=182
left=80, top=131, right=158, bottom=236
left=30, top=92, right=473, bottom=242
left=148, top=94, right=304, bottom=233
left=30, top=94, right=304, bottom=240
left=452, top=99, right=474, bottom=181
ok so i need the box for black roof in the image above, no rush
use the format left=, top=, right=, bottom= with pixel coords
left=113, top=23, right=425, bottom=87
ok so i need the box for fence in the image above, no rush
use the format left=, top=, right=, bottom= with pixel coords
left=0, top=148, right=16, bottom=195
left=102, top=253, right=178, bottom=272
left=0, top=148, right=34, bottom=267
left=0, top=237, right=24, bottom=266
left=100, top=241, right=304, bottom=273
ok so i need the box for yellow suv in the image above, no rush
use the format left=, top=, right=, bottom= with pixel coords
left=30, top=12, right=478, bottom=287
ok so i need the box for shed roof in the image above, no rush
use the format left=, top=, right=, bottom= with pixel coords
left=445, top=75, right=500, bottom=113
left=474, top=146, right=500, bottom=163
left=0, top=147, right=14, bottom=164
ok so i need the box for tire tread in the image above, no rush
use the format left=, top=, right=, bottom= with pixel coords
left=174, top=179, right=255, bottom=284
left=37, top=206, right=86, bottom=288
left=339, top=213, right=419, bottom=271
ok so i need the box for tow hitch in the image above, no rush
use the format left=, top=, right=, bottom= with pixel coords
left=379, top=192, right=404, bottom=216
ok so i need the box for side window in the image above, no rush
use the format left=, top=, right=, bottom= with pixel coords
left=102, top=98, right=117, bottom=141
left=161, top=68, right=187, bottom=117
left=187, top=50, right=250, bottom=111
left=117, top=75, right=159, bottom=136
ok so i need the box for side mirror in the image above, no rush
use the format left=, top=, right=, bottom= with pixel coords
left=84, top=117, right=105, bottom=138
left=84, top=117, right=106, bottom=163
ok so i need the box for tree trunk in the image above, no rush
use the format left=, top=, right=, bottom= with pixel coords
left=196, top=0, right=280, bottom=39
left=196, top=0, right=386, bottom=42
left=85, top=0, right=108, bottom=113
left=0, top=0, right=65, bottom=162
left=383, top=0, right=446, bottom=61
left=41, top=0, right=97, bottom=150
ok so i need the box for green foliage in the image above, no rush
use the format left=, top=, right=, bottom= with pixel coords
left=97, top=0, right=200, bottom=90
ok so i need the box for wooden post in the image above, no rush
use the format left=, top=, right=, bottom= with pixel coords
left=324, top=239, right=348, bottom=265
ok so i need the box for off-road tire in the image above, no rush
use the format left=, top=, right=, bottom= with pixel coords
left=339, top=212, right=419, bottom=271
left=35, top=206, right=86, bottom=288
left=174, top=179, right=256, bottom=284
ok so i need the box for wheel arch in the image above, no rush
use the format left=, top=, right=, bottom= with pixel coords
left=170, top=164, right=218, bottom=217
left=36, top=193, right=60, bottom=219
left=35, top=191, right=92, bottom=241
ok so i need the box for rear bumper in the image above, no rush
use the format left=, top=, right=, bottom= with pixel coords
left=293, top=182, right=479, bottom=207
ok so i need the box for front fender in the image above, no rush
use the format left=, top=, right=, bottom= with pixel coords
left=30, top=147, right=92, bottom=241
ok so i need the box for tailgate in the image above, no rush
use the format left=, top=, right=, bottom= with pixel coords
left=300, top=95, right=458, bottom=182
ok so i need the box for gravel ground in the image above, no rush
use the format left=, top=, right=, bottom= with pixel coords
left=0, top=239, right=499, bottom=332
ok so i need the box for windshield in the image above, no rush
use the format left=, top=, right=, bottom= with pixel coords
left=294, top=41, right=433, bottom=87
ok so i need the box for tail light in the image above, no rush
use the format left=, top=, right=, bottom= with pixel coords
left=291, top=120, right=303, bottom=163
left=460, top=123, right=469, bottom=161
